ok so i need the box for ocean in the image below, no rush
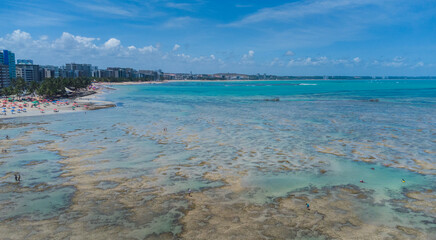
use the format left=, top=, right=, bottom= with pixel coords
left=0, top=80, right=435, bottom=239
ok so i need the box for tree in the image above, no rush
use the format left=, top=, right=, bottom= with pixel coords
left=28, top=81, right=39, bottom=95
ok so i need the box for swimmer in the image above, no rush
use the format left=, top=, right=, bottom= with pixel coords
left=402, top=178, right=406, bottom=183
left=360, top=180, right=365, bottom=183
left=306, top=203, right=310, bottom=210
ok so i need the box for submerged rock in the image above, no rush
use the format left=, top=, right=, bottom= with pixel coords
left=264, top=98, right=280, bottom=101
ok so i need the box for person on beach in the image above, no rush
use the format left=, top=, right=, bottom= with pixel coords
left=188, top=188, right=192, bottom=197
left=306, top=203, right=310, bottom=210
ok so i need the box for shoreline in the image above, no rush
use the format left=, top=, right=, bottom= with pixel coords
left=0, top=86, right=116, bottom=120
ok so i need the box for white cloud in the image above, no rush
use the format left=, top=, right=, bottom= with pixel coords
left=74, top=3, right=133, bottom=17
left=166, top=2, right=194, bottom=11
left=139, top=45, right=158, bottom=53
left=242, top=50, right=254, bottom=59
left=0, top=30, right=164, bottom=67
left=210, top=54, right=216, bottom=60
left=51, top=32, right=98, bottom=50
left=104, top=38, right=121, bottom=49
left=173, top=44, right=181, bottom=51
left=9, top=30, right=32, bottom=41
left=287, top=56, right=350, bottom=66
left=163, top=17, right=197, bottom=28
left=353, top=57, right=361, bottom=63
left=228, top=0, right=379, bottom=26
left=270, top=57, right=285, bottom=67
left=414, top=61, right=424, bottom=67
left=285, top=50, right=295, bottom=56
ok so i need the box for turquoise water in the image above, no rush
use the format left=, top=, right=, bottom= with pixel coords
left=0, top=80, right=435, bottom=235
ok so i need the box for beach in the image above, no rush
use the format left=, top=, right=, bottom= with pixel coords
left=0, top=86, right=115, bottom=119
left=0, top=80, right=435, bottom=239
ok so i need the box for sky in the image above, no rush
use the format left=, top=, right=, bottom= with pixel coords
left=1, top=0, right=436, bottom=75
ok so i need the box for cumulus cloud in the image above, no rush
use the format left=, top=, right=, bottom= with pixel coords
left=414, top=61, right=424, bottom=67
left=270, top=57, right=285, bottom=67
left=242, top=50, right=254, bottom=59
left=288, top=56, right=328, bottom=66
left=139, top=45, right=158, bottom=53
left=173, top=44, right=181, bottom=51
left=241, top=50, right=255, bottom=64
left=375, top=56, right=407, bottom=67
left=0, top=30, right=227, bottom=72
left=0, top=30, right=164, bottom=67
left=104, top=38, right=121, bottom=49
left=285, top=50, right=295, bottom=56
left=9, top=29, right=32, bottom=41
left=52, top=32, right=98, bottom=50
left=287, top=56, right=363, bottom=67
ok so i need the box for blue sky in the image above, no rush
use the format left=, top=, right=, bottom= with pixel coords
left=1, top=0, right=435, bottom=75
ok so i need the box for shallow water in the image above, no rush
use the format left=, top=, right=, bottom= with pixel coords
left=0, top=80, right=435, bottom=238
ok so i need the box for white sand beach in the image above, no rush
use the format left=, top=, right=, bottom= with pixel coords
left=0, top=87, right=115, bottom=119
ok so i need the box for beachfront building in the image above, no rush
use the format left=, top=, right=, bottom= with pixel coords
left=138, top=70, right=162, bottom=81
left=0, top=64, right=10, bottom=88
left=17, top=59, right=33, bottom=65
left=40, top=65, right=60, bottom=79
left=163, top=73, right=176, bottom=80
left=16, top=63, right=40, bottom=83
left=65, top=63, right=92, bottom=78
left=0, top=50, right=16, bottom=80
left=106, top=67, right=136, bottom=79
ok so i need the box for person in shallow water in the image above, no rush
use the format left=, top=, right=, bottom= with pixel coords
left=306, top=203, right=310, bottom=210
left=5, top=135, right=9, bottom=140
left=360, top=180, right=365, bottom=183
left=402, top=178, right=406, bottom=183
left=188, top=188, right=192, bottom=197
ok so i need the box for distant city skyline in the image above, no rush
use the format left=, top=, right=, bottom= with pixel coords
left=1, top=0, right=435, bottom=75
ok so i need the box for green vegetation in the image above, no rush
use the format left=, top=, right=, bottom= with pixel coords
left=1, top=77, right=92, bottom=98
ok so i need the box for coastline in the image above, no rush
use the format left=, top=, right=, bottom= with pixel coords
left=0, top=86, right=116, bottom=120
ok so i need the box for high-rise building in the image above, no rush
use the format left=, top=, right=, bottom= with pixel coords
left=16, top=63, right=40, bottom=83
left=65, top=63, right=92, bottom=78
left=40, top=65, right=60, bottom=79
left=17, top=59, right=33, bottom=65
left=0, top=50, right=16, bottom=80
left=0, top=64, right=10, bottom=88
